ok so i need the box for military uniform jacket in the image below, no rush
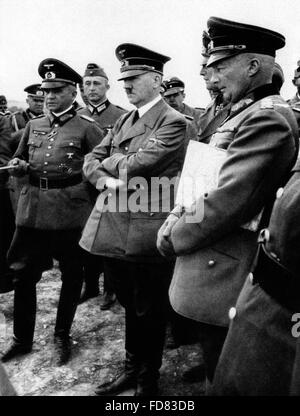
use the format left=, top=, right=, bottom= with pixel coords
left=13, top=109, right=103, bottom=230
left=79, top=98, right=187, bottom=263
left=169, top=84, right=299, bottom=327
left=0, top=115, right=14, bottom=190
left=197, top=95, right=231, bottom=143
left=78, top=100, right=127, bottom=136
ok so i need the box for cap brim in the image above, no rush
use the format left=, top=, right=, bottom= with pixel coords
left=41, top=80, right=71, bottom=89
left=163, top=87, right=184, bottom=97
left=117, top=69, right=150, bottom=81
left=207, top=51, right=241, bottom=67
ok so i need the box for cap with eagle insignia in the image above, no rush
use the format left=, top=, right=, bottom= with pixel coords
left=206, top=16, right=285, bottom=67
left=163, top=77, right=185, bottom=97
left=115, top=43, right=171, bottom=81
left=38, top=58, right=82, bottom=89
left=83, top=63, right=108, bottom=79
left=24, top=84, right=45, bottom=98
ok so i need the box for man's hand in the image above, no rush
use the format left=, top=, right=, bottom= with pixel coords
left=96, top=176, right=127, bottom=191
left=7, top=158, right=29, bottom=177
left=156, top=214, right=179, bottom=257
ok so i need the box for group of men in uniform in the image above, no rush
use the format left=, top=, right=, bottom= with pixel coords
left=1, top=14, right=300, bottom=397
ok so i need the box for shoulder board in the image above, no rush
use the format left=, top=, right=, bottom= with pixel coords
left=184, top=114, right=194, bottom=121
left=79, top=114, right=95, bottom=122
left=260, top=98, right=274, bottom=109
left=34, top=114, right=45, bottom=119
left=292, top=107, right=300, bottom=113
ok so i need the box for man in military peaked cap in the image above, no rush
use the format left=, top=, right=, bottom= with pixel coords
left=79, top=43, right=187, bottom=396
left=1, top=58, right=103, bottom=366
left=162, top=76, right=203, bottom=141
left=77, top=62, right=126, bottom=308
left=10, top=84, right=45, bottom=144
left=157, top=16, right=299, bottom=390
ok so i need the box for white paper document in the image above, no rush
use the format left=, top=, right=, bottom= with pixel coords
left=175, top=140, right=227, bottom=209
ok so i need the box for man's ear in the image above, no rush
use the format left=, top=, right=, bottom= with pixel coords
left=248, top=58, right=260, bottom=77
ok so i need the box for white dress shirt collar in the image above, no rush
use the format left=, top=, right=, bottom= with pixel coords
left=137, top=95, right=162, bottom=118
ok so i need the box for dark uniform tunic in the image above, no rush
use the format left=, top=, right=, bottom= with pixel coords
left=212, top=157, right=300, bottom=395
left=0, top=115, right=15, bottom=292
left=7, top=108, right=103, bottom=344
left=78, top=99, right=127, bottom=136
left=9, top=108, right=44, bottom=213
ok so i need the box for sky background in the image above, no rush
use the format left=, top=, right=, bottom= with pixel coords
left=0, top=0, right=299, bottom=110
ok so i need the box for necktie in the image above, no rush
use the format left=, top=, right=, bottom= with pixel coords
left=131, top=110, right=139, bottom=125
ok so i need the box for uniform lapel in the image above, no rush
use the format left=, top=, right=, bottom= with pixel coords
left=118, top=99, right=165, bottom=145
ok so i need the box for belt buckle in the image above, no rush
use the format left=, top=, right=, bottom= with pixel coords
left=40, top=177, right=48, bottom=191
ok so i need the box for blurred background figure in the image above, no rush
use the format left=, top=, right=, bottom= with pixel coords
left=287, top=60, right=300, bottom=134
left=0, top=95, right=11, bottom=117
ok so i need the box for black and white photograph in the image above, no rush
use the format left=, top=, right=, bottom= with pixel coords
left=1, top=0, right=300, bottom=402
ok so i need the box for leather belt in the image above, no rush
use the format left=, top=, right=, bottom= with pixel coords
left=29, top=174, right=82, bottom=190
left=254, top=244, right=300, bottom=312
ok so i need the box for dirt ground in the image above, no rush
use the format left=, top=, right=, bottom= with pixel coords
left=0, top=264, right=205, bottom=396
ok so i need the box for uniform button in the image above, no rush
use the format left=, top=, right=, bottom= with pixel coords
left=208, top=260, right=215, bottom=267
left=138, top=148, right=143, bottom=151
left=70, top=142, right=74, bottom=146
left=248, top=272, right=254, bottom=284
left=228, top=307, right=236, bottom=320
left=108, top=193, right=112, bottom=197
left=46, top=153, right=51, bottom=157
left=44, top=162, right=48, bottom=165
left=149, top=212, right=154, bottom=216
left=43, top=171, right=47, bottom=174
left=125, top=146, right=128, bottom=151
left=263, top=229, right=270, bottom=242
left=54, top=124, right=59, bottom=127
left=47, top=146, right=52, bottom=149
left=276, top=187, right=284, bottom=199
left=270, top=251, right=279, bottom=260
left=50, top=138, right=54, bottom=142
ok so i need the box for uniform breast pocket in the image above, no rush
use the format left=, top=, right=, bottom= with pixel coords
left=57, top=139, right=82, bottom=162
left=27, top=137, right=43, bottom=160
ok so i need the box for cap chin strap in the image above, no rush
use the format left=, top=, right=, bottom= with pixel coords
left=209, top=44, right=247, bottom=54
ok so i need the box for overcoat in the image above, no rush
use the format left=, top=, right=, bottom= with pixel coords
left=79, top=99, right=187, bottom=263
left=169, top=85, right=299, bottom=327
left=211, top=158, right=300, bottom=395
left=13, top=109, right=103, bottom=230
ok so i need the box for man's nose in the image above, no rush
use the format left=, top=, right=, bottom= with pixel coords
left=47, top=91, right=56, bottom=98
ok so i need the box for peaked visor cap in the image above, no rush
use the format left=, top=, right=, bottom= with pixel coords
left=206, top=16, right=286, bottom=67
left=115, top=43, right=171, bottom=80
left=24, top=83, right=45, bottom=98
left=163, top=77, right=185, bottom=97
left=39, top=58, right=82, bottom=89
